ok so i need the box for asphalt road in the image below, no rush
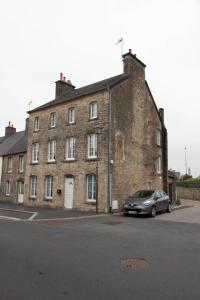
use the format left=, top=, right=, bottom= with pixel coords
left=0, top=215, right=200, bottom=300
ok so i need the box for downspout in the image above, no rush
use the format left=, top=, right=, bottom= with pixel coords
left=107, top=86, right=112, bottom=212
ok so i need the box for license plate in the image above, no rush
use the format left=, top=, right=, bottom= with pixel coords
left=128, top=211, right=137, bottom=214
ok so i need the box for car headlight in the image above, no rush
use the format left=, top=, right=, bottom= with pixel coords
left=143, top=199, right=152, bottom=205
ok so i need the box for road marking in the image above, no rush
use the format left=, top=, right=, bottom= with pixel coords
left=34, top=214, right=107, bottom=222
left=0, top=216, right=20, bottom=221
left=28, top=212, right=38, bottom=220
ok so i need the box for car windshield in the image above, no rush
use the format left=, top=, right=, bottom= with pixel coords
left=132, top=190, right=154, bottom=198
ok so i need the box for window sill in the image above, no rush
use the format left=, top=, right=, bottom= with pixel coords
left=46, top=161, right=56, bottom=164
left=31, top=162, right=39, bottom=165
left=5, top=194, right=10, bottom=197
left=48, top=126, right=56, bottom=130
left=44, top=197, right=53, bottom=202
left=86, top=200, right=96, bottom=205
left=29, top=196, right=36, bottom=200
left=89, top=117, right=98, bottom=122
left=7, top=171, right=12, bottom=174
left=33, top=129, right=40, bottom=133
left=66, top=122, right=76, bottom=126
left=64, top=159, right=76, bottom=163
left=85, top=158, right=98, bottom=162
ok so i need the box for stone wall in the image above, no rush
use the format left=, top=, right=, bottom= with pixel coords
left=177, top=186, right=200, bottom=201
left=24, top=91, right=109, bottom=212
left=0, top=153, right=26, bottom=203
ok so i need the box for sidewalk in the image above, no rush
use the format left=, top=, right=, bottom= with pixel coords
left=0, top=201, right=97, bottom=220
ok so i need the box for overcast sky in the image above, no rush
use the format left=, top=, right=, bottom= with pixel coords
left=0, top=0, right=199, bottom=176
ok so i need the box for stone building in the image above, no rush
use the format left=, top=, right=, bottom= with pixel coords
left=0, top=123, right=27, bottom=203
left=23, top=49, right=168, bottom=212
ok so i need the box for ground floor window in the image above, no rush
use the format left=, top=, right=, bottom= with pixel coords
left=45, top=175, right=53, bottom=199
left=86, top=174, right=96, bottom=201
left=5, top=181, right=11, bottom=196
left=30, top=175, right=37, bottom=197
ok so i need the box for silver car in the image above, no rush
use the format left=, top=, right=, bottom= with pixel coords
left=123, top=190, right=172, bottom=217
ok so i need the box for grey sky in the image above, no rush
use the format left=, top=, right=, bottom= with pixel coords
left=0, top=0, right=199, bottom=176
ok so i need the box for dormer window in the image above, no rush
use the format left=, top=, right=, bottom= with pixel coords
left=50, top=112, right=56, bottom=128
left=90, top=102, right=97, bottom=120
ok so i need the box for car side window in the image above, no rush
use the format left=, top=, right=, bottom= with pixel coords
left=154, top=191, right=161, bottom=199
left=159, top=190, right=164, bottom=197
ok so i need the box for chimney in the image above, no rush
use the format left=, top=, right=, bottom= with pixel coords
left=55, top=73, right=75, bottom=99
left=5, top=122, right=16, bottom=137
left=159, top=108, right=164, bottom=124
left=25, top=117, right=29, bottom=132
left=122, top=49, right=146, bottom=79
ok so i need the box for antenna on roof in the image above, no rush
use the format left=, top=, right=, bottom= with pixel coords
left=28, top=100, right=32, bottom=111
left=116, top=37, right=124, bottom=56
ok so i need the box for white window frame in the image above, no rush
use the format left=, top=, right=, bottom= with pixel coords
left=19, top=155, right=24, bottom=173
left=66, top=137, right=76, bottom=160
left=86, top=174, right=96, bottom=202
left=157, top=156, right=162, bottom=174
left=48, top=140, right=56, bottom=162
left=156, top=128, right=161, bottom=146
left=34, top=117, right=40, bottom=131
left=6, top=181, right=11, bottom=196
left=87, top=134, right=97, bottom=159
left=7, top=157, right=13, bottom=173
left=90, top=102, right=97, bottom=120
left=32, top=143, right=39, bottom=163
left=50, top=112, right=56, bottom=128
left=68, top=107, right=75, bottom=124
left=45, top=175, right=53, bottom=199
left=30, top=175, right=37, bottom=198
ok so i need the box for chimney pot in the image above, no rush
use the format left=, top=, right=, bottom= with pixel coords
left=60, top=72, right=63, bottom=81
left=129, top=49, right=132, bottom=53
left=63, top=76, right=66, bottom=82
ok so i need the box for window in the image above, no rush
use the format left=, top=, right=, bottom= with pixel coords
left=68, top=107, right=75, bottom=124
left=157, top=156, right=162, bottom=174
left=50, top=112, right=56, bottom=128
left=66, top=137, right=76, bottom=160
left=48, top=140, right=56, bottom=162
left=7, top=157, right=13, bottom=173
left=90, top=102, right=97, bottom=120
left=87, top=174, right=96, bottom=201
left=30, top=175, right=37, bottom=197
left=32, top=143, right=39, bottom=163
left=45, top=175, right=53, bottom=199
left=87, top=134, right=97, bottom=158
left=34, top=117, right=40, bottom=131
left=156, top=129, right=161, bottom=146
left=19, top=155, right=24, bottom=173
left=6, top=181, right=11, bottom=196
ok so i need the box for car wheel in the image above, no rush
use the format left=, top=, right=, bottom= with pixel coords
left=150, top=206, right=156, bottom=217
left=166, top=203, right=172, bottom=213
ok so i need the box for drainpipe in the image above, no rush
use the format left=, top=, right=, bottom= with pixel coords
left=107, top=86, right=112, bottom=213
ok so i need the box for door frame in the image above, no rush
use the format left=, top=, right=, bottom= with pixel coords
left=18, top=181, right=24, bottom=203
left=64, top=175, right=74, bottom=209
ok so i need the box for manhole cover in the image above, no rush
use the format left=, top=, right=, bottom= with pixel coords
left=102, top=221, right=122, bottom=225
left=121, top=258, right=150, bottom=269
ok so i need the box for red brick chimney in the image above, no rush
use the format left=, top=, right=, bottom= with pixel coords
left=55, top=73, right=75, bottom=99
left=5, top=122, right=16, bottom=137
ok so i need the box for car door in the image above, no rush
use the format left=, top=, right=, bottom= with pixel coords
left=154, top=190, right=163, bottom=212
left=161, top=190, right=170, bottom=210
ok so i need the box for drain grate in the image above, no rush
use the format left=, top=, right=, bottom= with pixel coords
left=121, top=258, right=150, bottom=269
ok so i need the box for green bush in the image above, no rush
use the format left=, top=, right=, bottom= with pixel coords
left=176, top=198, right=181, bottom=205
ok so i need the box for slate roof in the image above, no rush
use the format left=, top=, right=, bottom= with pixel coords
left=30, top=74, right=128, bottom=113
left=0, top=131, right=27, bottom=156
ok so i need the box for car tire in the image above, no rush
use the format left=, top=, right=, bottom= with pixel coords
left=150, top=206, right=156, bottom=217
left=166, top=203, right=172, bottom=213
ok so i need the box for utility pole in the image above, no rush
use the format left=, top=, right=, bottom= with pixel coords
left=184, top=147, right=188, bottom=175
